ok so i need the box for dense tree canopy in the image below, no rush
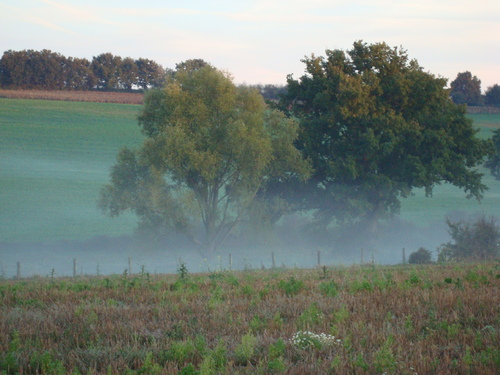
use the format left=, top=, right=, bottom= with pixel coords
left=449, top=71, right=482, bottom=106
left=272, top=41, right=491, bottom=231
left=0, top=49, right=165, bottom=90
left=485, top=128, right=500, bottom=180
left=99, top=64, right=310, bottom=257
left=485, top=84, right=500, bottom=107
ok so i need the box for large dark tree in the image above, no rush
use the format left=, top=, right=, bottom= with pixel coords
left=485, top=84, right=500, bottom=107
left=450, top=71, right=482, bottom=106
left=272, top=41, right=491, bottom=232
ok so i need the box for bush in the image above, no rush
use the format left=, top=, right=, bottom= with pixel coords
left=408, top=248, right=433, bottom=264
left=438, top=215, right=500, bottom=262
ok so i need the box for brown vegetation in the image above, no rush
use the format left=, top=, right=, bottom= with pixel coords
left=0, top=89, right=144, bottom=104
left=0, top=263, right=498, bottom=374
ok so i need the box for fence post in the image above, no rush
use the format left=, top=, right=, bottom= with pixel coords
left=317, top=250, right=321, bottom=267
left=128, top=257, right=132, bottom=275
left=402, top=248, right=406, bottom=264
left=271, top=252, right=276, bottom=269
left=17, top=262, right=21, bottom=279
left=73, top=258, right=77, bottom=278
left=229, top=253, right=232, bottom=271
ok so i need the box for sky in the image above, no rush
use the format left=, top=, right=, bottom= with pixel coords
left=0, top=0, right=499, bottom=90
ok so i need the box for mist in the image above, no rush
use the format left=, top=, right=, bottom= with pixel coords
left=1, top=208, right=490, bottom=280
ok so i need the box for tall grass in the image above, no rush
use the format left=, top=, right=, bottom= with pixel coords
left=0, top=263, right=498, bottom=374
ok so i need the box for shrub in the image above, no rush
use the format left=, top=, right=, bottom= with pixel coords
left=408, top=247, right=433, bottom=264
left=438, top=215, right=500, bottom=262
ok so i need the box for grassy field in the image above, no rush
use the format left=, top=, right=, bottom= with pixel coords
left=0, top=98, right=144, bottom=243
left=0, top=97, right=499, bottom=276
left=0, top=262, right=498, bottom=374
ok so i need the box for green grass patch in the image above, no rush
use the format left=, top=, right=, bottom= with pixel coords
left=0, top=99, right=144, bottom=242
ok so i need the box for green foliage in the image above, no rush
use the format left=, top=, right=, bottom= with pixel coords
left=179, top=363, right=198, bottom=375
left=485, top=127, right=500, bottom=180
left=166, top=339, right=197, bottom=365
left=485, top=84, right=500, bottom=107
left=373, top=336, right=397, bottom=373
left=210, top=339, right=228, bottom=370
left=278, top=276, right=304, bottom=296
left=408, top=247, right=433, bottom=264
left=0, top=49, right=165, bottom=90
left=129, top=352, right=162, bottom=375
left=298, top=303, right=324, bottom=329
left=1, top=331, right=20, bottom=373
left=450, top=71, right=482, bottom=106
left=274, top=40, right=490, bottom=230
left=438, top=215, right=500, bottom=262
left=234, top=332, right=258, bottom=365
left=177, top=262, right=190, bottom=281
left=318, top=279, right=338, bottom=297
left=268, top=339, right=286, bottom=359
left=99, top=65, right=310, bottom=258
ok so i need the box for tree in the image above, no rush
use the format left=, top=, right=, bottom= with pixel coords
left=450, top=71, right=482, bottom=106
left=485, top=128, right=500, bottom=180
left=91, top=52, right=122, bottom=90
left=120, top=57, right=139, bottom=90
left=175, top=58, right=209, bottom=73
left=408, top=247, right=433, bottom=264
left=485, top=84, right=500, bottom=107
left=438, top=215, right=500, bottom=262
left=273, top=41, right=490, bottom=233
left=98, top=65, right=310, bottom=258
left=136, top=58, right=164, bottom=90
left=65, top=57, right=96, bottom=90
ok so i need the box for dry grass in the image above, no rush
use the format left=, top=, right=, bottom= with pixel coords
left=0, top=89, right=144, bottom=104
left=0, top=262, right=499, bottom=374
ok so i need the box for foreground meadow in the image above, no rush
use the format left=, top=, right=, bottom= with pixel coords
left=1, top=263, right=498, bottom=374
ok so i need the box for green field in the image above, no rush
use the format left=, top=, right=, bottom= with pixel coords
left=0, top=99, right=499, bottom=272
left=0, top=99, right=144, bottom=243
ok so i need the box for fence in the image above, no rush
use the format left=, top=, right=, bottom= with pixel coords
left=2, top=248, right=409, bottom=280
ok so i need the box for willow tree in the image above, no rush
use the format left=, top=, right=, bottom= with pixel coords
left=98, top=65, right=310, bottom=257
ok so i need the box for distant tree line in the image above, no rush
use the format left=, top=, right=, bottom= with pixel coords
left=0, top=50, right=288, bottom=100
left=449, top=71, right=500, bottom=107
left=0, top=50, right=168, bottom=91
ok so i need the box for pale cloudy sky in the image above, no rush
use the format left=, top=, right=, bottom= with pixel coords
left=0, top=0, right=499, bottom=90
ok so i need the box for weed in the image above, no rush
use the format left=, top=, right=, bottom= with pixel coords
left=318, top=279, right=338, bottom=297
left=268, top=339, right=286, bottom=359
left=373, top=336, right=398, bottom=373
left=235, top=332, right=258, bottom=365
left=249, top=315, right=266, bottom=333
left=278, top=276, right=304, bottom=296
left=333, top=305, right=349, bottom=324
left=177, top=262, right=189, bottom=281
left=210, top=339, right=227, bottom=370
left=298, top=303, right=324, bottom=329
left=1, top=331, right=20, bottom=373
left=166, top=339, right=196, bottom=365
left=267, top=357, right=286, bottom=373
